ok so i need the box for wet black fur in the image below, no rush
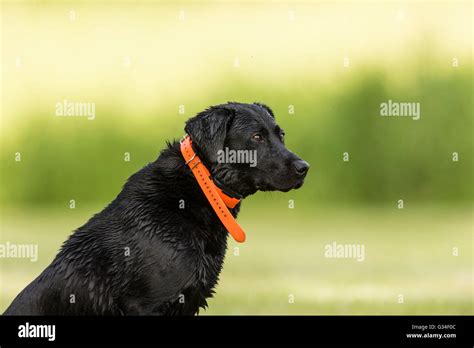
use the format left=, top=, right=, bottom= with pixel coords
left=4, top=102, right=308, bottom=315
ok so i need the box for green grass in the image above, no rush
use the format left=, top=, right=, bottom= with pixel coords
left=1, top=203, right=471, bottom=315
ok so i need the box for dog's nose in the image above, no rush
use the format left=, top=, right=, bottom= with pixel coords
left=293, top=160, right=310, bottom=176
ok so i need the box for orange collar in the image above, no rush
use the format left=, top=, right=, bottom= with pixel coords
left=180, top=135, right=246, bottom=243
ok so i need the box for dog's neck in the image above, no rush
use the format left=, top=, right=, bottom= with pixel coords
left=154, top=140, right=243, bottom=214
left=179, top=135, right=246, bottom=242
left=178, top=141, right=257, bottom=199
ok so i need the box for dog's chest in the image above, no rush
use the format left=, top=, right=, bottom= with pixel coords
left=173, top=236, right=228, bottom=314
left=196, top=234, right=227, bottom=290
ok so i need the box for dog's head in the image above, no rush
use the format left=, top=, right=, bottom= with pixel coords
left=184, top=102, right=309, bottom=197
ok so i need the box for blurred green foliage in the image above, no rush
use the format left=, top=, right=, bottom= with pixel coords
left=1, top=60, right=472, bottom=208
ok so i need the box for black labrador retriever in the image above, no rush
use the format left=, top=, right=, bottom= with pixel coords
left=4, top=102, right=309, bottom=315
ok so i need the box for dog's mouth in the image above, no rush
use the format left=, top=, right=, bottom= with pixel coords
left=257, top=177, right=306, bottom=192
left=280, top=180, right=305, bottom=192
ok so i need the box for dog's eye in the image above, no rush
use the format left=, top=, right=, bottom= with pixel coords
left=252, top=133, right=263, bottom=141
left=280, top=132, right=285, bottom=142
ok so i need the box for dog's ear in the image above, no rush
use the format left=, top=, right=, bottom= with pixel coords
left=254, top=102, right=274, bottom=118
left=185, top=106, right=235, bottom=163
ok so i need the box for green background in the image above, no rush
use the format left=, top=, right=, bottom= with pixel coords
left=1, top=1, right=472, bottom=314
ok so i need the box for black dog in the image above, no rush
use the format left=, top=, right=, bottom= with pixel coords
left=4, top=102, right=309, bottom=315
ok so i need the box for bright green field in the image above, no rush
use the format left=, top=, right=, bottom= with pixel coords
left=1, top=203, right=471, bottom=315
